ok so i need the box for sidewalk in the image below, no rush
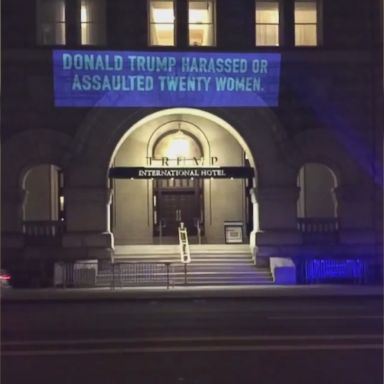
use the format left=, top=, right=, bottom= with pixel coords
left=1, top=284, right=383, bottom=302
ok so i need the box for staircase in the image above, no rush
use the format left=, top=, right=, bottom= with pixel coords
left=96, top=244, right=273, bottom=287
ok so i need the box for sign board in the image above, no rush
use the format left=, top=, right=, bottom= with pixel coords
left=224, top=221, right=244, bottom=244
left=53, top=50, right=281, bottom=107
left=109, top=167, right=254, bottom=179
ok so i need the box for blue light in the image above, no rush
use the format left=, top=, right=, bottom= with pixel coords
left=53, top=50, right=281, bottom=107
left=305, top=258, right=366, bottom=283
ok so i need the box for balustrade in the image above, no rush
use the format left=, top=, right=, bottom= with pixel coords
left=297, top=218, right=339, bottom=244
left=22, top=220, right=64, bottom=244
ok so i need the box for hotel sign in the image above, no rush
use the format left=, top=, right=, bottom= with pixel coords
left=109, top=167, right=254, bottom=179
left=53, top=50, right=281, bottom=107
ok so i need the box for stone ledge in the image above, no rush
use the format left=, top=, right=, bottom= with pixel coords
left=62, top=232, right=114, bottom=248
left=270, top=257, right=297, bottom=285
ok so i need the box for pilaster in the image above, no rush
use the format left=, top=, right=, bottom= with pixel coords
left=334, top=184, right=376, bottom=244
left=62, top=187, right=114, bottom=251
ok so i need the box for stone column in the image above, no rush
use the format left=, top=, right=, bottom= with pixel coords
left=1, top=186, right=26, bottom=249
left=281, top=0, right=294, bottom=47
left=335, top=184, right=379, bottom=281
left=254, top=186, right=301, bottom=266
left=249, top=187, right=259, bottom=251
left=335, top=185, right=376, bottom=246
left=62, top=187, right=114, bottom=259
left=65, top=0, right=80, bottom=45
left=176, top=0, right=188, bottom=48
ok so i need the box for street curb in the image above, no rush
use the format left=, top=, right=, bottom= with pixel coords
left=1, top=285, right=383, bottom=302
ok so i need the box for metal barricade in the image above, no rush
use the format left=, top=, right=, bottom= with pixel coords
left=111, top=262, right=174, bottom=289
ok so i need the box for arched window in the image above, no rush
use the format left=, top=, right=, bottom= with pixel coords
left=23, top=164, right=64, bottom=222
left=297, top=163, right=338, bottom=242
left=297, top=163, right=337, bottom=218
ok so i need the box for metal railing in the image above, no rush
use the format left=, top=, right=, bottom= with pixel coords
left=111, top=262, right=175, bottom=289
left=55, top=260, right=176, bottom=289
left=178, top=222, right=191, bottom=285
left=54, top=260, right=97, bottom=287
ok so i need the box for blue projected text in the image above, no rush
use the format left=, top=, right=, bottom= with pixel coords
left=53, top=50, right=281, bottom=107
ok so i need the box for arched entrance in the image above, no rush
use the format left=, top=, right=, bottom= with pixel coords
left=109, top=108, right=258, bottom=246
left=152, top=128, right=204, bottom=237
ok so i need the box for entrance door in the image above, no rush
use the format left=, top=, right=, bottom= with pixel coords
left=154, top=178, right=202, bottom=237
left=159, top=191, right=197, bottom=235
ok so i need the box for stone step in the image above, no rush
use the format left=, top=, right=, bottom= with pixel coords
left=103, top=244, right=271, bottom=286
left=96, top=280, right=273, bottom=287
left=96, top=270, right=273, bottom=286
left=107, top=258, right=254, bottom=270
left=98, top=270, right=271, bottom=278
left=114, top=244, right=251, bottom=256
left=96, top=277, right=273, bottom=286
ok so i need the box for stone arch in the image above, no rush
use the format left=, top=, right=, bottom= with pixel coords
left=60, top=107, right=303, bottom=252
left=291, top=129, right=376, bottom=239
left=147, top=119, right=210, bottom=162
left=108, top=108, right=263, bottom=245
left=2, top=130, right=71, bottom=232
left=297, top=162, right=338, bottom=219
left=3, top=130, right=71, bottom=189
left=291, top=129, right=366, bottom=186
left=66, top=106, right=289, bottom=188
left=108, top=108, right=258, bottom=176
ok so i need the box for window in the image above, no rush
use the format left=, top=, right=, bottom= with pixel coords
left=297, top=163, right=337, bottom=218
left=255, top=1, right=279, bottom=46
left=80, top=0, right=106, bottom=45
left=37, top=0, right=66, bottom=45
left=149, top=0, right=175, bottom=46
left=23, top=165, right=63, bottom=221
left=294, top=1, right=318, bottom=46
left=188, top=0, right=215, bottom=47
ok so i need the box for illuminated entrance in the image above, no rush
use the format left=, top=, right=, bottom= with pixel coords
left=152, top=130, right=204, bottom=237
left=154, top=178, right=203, bottom=237
left=110, top=109, right=258, bottom=246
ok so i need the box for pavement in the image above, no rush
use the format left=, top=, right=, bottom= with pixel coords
left=1, top=284, right=383, bottom=302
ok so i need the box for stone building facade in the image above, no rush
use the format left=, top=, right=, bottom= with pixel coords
left=2, top=0, right=383, bottom=285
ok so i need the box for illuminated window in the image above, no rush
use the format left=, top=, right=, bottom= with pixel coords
left=295, top=1, right=318, bottom=46
left=255, top=1, right=279, bottom=46
left=149, top=0, right=175, bottom=46
left=80, top=0, right=106, bottom=45
left=37, top=0, right=65, bottom=45
left=188, top=0, right=215, bottom=47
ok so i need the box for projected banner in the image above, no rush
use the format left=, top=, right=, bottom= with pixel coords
left=53, top=50, right=281, bottom=107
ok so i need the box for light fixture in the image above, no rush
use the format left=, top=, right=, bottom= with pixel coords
left=166, top=129, right=190, bottom=158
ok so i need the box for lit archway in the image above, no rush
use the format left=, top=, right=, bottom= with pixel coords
left=109, top=108, right=259, bottom=246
